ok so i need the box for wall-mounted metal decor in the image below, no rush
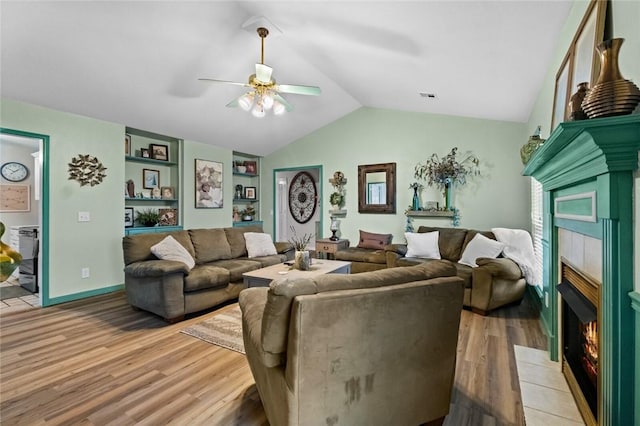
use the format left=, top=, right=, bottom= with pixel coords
left=68, top=154, right=107, bottom=186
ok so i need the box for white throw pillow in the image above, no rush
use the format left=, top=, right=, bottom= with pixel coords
left=459, top=233, right=505, bottom=267
left=405, top=231, right=441, bottom=259
left=244, top=232, right=278, bottom=258
left=150, top=235, right=195, bottom=270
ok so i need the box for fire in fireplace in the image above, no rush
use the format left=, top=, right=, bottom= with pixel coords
left=558, top=260, right=599, bottom=426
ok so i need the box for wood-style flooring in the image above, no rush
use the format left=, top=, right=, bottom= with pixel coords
left=0, top=290, right=546, bottom=425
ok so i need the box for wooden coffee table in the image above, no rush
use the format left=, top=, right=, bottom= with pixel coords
left=243, top=259, right=351, bottom=288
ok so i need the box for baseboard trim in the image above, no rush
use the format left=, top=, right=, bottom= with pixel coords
left=45, top=284, right=124, bottom=306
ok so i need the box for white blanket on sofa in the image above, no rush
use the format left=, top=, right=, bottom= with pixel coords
left=491, top=228, right=539, bottom=286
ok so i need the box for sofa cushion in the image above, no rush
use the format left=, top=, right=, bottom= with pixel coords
left=261, top=261, right=457, bottom=354
left=184, top=265, right=230, bottom=292
left=357, top=230, right=393, bottom=250
left=209, top=259, right=262, bottom=282
left=462, top=229, right=497, bottom=253
left=417, top=226, right=468, bottom=262
left=334, top=247, right=386, bottom=264
left=188, top=229, right=232, bottom=264
left=454, top=263, right=473, bottom=289
left=405, top=231, right=441, bottom=259
left=224, top=226, right=263, bottom=258
left=123, top=230, right=195, bottom=265
left=459, top=233, right=505, bottom=267
left=244, top=232, right=278, bottom=258
left=238, top=254, right=287, bottom=268
left=150, top=236, right=195, bottom=270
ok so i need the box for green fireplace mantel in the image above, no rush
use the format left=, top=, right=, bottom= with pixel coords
left=523, top=114, right=639, bottom=426
left=523, top=114, right=640, bottom=190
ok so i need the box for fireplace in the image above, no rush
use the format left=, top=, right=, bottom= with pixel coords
left=558, top=260, right=600, bottom=425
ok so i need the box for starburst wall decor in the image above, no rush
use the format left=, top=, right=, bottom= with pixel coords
left=68, top=154, right=107, bottom=187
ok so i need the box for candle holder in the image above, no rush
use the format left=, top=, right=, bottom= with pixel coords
left=329, top=217, right=340, bottom=241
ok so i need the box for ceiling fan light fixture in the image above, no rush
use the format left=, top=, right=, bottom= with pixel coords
left=262, top=92, right=274, bottom=109
left=238, top=92, right=255, bottom=111
left=252, top=102, right=266, bottom=118
left=273, top=100, right=286, bottom=115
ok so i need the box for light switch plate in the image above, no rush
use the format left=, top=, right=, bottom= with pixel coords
left=78, top=211, right=90, bottom=222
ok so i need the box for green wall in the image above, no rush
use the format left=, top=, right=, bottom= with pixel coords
left=263, top=107, right=529, bottom=243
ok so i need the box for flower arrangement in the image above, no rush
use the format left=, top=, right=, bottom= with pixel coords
left=289, top=225, right=314, bottom=251
left=414, top=147, right=480, bottom=190
left=408, top=182, right=423, bottom=191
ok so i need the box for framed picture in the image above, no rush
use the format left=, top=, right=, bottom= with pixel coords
left=141, top=148, right=150, bottom=158
left=550, top=0, right=605, bottom=131
left=425, top=201, right=439, bottom=211
left=150, top=144, right=168, bottom=161
left=143, top=168, right=159, bottom=189
left=245, top=160, right=257, bottom=175
left=244, top=186, right=257, bottom=200
left=159, top=208, right=178, bottom=226
left=161, top=186, right=174, bottom=200
left=124, top=207, right=134, bottom=228
left=0, top=184, right=30, bottom=212
left=151, top=187, right=161, bottom=199
left=125, top=134, right=131, bottom=156
left=195, top=158, right=223, bottom=208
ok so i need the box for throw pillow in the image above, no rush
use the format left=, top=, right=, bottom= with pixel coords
left=458, top=233, right=505, bottom=267
left=150, top=235, right=196, bottom=270
left=405, top=231, right=441, bottom=259
left=357, top=230, right=393, bottom=250
left=244, top=232, right=278, bottom=258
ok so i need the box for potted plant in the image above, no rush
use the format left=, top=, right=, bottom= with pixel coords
left=289, top=225, right=314, bottom=271
left=240, top=205, right=255, bottom=221
left=135, top=209, right=160, bottom=227
left=329, top=192, right=344, bottom=210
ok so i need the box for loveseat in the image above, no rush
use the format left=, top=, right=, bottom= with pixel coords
left=333, top=230, right=392, bottom=273
left=122, top=225, right=293, bottom=322
left=239, top=261, right=464, bottom=426
left=385, top=226, right=526, bottom=315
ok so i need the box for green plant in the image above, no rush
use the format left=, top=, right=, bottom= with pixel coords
left=136, top=209, right=160, bottom=227
left=329, top=192, right=344, bottom=207
left=289, top=225, right=314, bottom=251
left=240, top=205, right=255, bottom=217
left=414, top=147, right=480, bottom=190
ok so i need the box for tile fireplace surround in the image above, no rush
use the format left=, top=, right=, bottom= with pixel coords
left=524, top=114, right=640, bottom=425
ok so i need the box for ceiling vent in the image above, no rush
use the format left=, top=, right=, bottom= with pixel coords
left=419, top=92, right=438, bottom=100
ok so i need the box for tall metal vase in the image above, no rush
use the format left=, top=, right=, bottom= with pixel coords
left=412, top=187, right=420, bottom=211
left=443, top=183, right=452, bottom=210
left=581, top=38, right=640, bottom=118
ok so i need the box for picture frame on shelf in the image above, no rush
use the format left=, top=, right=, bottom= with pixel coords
left=151, top=187, right=161, bottom=199
left=195, top=158, right=223, bottom=209
left=143, top=168, right=160, bottom=189
left=244, top=186, right=256, bottom=200
left=551, top=56, right=571, bottom=131
left=245, top=160, right=257, bottom=175
left=161, top=186, right=174, bottom=199
left=150, top=144, right=169, bottom=161
left=124, top=207, right=134, bottom=228
left=141, top=148, right=150, bottom=158
left=125, top=134, right=131, bottom=156
left=425, top=201, right=439, bottom=211
left=159, top=208, right=178, bottom=226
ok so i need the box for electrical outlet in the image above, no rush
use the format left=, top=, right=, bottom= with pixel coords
left=78, top=211, right=90, bottom=222
left=81, top=268, right=90, bottom=278
left=544, top=291, right=549, bottom=308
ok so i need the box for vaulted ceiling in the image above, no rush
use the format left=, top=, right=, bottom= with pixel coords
left=1, top=1, right=572, bottom=156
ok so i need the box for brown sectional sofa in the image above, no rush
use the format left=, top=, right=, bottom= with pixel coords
left=385, top=226, right=526, bottom=315
left=122, top=225, right=293, bottom=322
left=239, top=260, right=464, bottom=426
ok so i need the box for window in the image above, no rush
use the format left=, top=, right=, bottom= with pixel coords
left=531, top=178, right=543, bottom=289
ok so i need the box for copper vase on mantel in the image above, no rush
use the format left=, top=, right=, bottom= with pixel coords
left=581, top=38, right=640, bottom=119
left=567, top=82, right=589, bottom=121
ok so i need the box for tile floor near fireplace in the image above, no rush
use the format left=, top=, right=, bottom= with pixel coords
left=515, top=345, right=584, bottom=425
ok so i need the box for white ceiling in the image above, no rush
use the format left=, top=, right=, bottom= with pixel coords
left=1, top=1, right=572, bottom=156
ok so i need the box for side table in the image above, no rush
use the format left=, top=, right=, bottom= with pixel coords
left=315, top=238, right=349, bottom=259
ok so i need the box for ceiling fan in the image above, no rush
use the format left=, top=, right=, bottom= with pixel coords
left=198, top=27, right=321, bottom=117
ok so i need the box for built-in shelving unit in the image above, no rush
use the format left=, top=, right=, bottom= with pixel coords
left=232, top=151, right=262, bottom=228
left=124, top=127, right=182, bottom=235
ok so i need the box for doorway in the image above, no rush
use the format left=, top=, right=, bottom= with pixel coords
left=273, top=166, right=322, bottom=249
left=0, top=128, right=49, bottom=306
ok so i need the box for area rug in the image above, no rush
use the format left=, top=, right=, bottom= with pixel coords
left=181, top=304, right=245, bottom=354
left=0, top=285, right=33, bottom=301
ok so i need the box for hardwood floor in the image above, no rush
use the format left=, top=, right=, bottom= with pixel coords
left=0, top=291, right=546, bottom=425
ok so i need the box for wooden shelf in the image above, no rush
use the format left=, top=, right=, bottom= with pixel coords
left=233, top=198, right=259, bottom=203
left=125, top=198, right=178, bottom=202
left=125, top=155, right=177, bottom=166
left=329, top=209, right=347, bottom=216
left=405, top=210, right=454, bottom=218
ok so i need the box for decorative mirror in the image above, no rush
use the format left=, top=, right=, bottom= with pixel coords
left=358, top=163, right=396, bottom=214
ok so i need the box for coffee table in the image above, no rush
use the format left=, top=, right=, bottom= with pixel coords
left=243, top=259, right=352, bottom=288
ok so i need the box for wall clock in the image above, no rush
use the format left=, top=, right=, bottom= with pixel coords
left=288, top=171, right=318, bottom=224
left=1, top=162, right=29, bottom=182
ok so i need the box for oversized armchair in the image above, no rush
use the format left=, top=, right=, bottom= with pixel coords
left=239, top=261, right=464, bottom=426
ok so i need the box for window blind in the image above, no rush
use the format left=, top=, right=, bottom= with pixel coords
left=531, top=178, right=543, bottom=288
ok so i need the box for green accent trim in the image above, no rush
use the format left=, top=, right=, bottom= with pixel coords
left=0, top=127, right=51, bottom=307
left=553, top=218, right=603, bottom=239
left=47, top=284, right=124, bottom=306
left=631, top=291, right=640, bottom=312
left=526, top=284, right=543, bottom=312
left=555, top=193, right=594, bottom=217
left=632, top=291, right=640, bottom=426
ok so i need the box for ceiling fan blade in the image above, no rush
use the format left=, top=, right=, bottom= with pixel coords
left=277, top=84, right=321, bottom=96
left=226, top=98, right=240, bottom=108
left=198, top=78, right=251, bottom=88
left=274, top=93, right=294, bottom=112
left=255, top=64, right=273, bottom=84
